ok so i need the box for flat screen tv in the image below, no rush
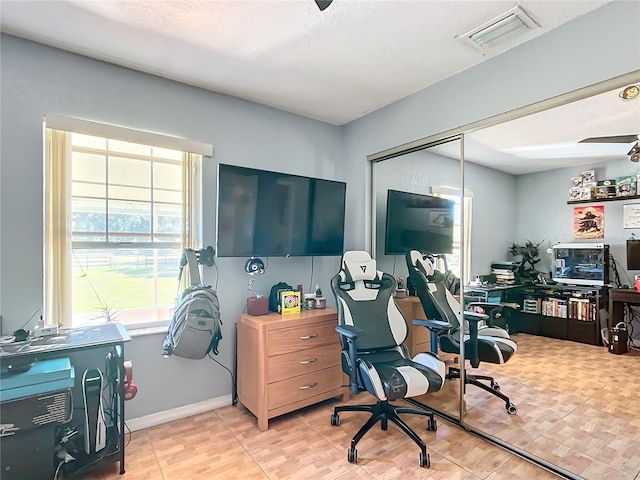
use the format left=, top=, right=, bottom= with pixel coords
left=385, top=189, right=454, bottom=255
left=217, top=164, right=346, bottom=257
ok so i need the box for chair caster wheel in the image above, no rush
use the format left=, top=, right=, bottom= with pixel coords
left=427, top=418, right=437, bottom=431
left=507, top=403, right=518, bottom=415
left=348, top=448, right=358, bottom=464
left=491, top=382, right=501, bottom=392
left=331, top=413, right=340, bottom=426
left=419, top=451, right=430, bottom=467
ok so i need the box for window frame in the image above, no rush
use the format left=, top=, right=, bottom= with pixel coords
left=43, top=115, right=210, bottom=330
left=432, top=186, right=473, bottom=285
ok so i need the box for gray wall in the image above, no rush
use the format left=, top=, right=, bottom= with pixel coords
left=1, top=1, right=639, bottom=419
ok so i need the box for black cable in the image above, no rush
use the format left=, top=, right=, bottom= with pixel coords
left=392, top=255, right=397, bottom=276
left=208, top=351, right=237, bottom=405
left=17, top=307, right=42, bottom=331
left=309, top=256, right=315, bottom=294
left=609, top=253, right=629, bottom=288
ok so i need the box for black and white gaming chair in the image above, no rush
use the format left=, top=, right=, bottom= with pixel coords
left=406, top=250, right=518, bottom=414
left=330, top=251, right=447, bottom=468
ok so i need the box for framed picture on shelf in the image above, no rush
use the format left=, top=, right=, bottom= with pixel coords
left=573, top=205, right=604, bottom=239
left=623, top=203, right=640, bottom=229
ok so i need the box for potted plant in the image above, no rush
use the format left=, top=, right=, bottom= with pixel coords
left=509, top=240, right=543, bottom=283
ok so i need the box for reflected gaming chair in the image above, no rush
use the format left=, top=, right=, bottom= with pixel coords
left=330, top=251, right=447, bottom=468
left=406, top=250, right=518, bottom=414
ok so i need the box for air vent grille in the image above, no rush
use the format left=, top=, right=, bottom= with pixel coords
left=459, top=6, right=540, bottom=50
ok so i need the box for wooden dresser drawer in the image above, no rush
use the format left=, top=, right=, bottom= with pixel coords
left=268, top=365, right=343, bottom=410
left=268, top=321, right=338, bottom=356
left=268, top=343, right=341, bottom=383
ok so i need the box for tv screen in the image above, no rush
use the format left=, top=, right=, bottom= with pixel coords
left=217, top=164, right=346, bottom=257
left=385, top=189, right=454, bottom=255
left=552, top=242, right=609, bottom=286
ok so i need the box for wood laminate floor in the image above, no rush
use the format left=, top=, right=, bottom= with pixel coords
left=79, top=334, right=639, bottom=480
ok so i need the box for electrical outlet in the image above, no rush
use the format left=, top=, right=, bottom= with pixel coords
left=34, top=325, right=59, bottom=337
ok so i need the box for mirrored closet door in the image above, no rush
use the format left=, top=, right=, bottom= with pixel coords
left=371, top=136, right=466, bottom=422
left=370, top=71, right=640, bottom=480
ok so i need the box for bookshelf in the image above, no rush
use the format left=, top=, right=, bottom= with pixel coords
left=504, top=284, right=606, bottom=346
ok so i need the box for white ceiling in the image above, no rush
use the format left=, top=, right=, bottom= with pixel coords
left=1, top=0, right=637, bottom=175
left=0, top=0, right=611, bottom=126
left=431, top=85, right=640, bottom=175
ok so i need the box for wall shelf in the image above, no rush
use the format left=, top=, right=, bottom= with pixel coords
left=567, top=194, right=640, bottom=205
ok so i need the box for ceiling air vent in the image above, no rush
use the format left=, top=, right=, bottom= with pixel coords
left=459, top=6, right=540, bottom=50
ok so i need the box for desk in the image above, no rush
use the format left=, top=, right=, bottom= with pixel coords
left=464, top=284, right=525, bottom=304
left=609, top=288, right=640, bottom=329
left=0, top=322, right=130, bottom=475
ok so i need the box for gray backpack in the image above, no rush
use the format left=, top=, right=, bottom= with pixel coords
left=162, top=249, right=222, bottom=360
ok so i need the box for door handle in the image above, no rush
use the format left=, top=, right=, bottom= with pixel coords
left=299, top=358, right=318, bottom=364
left=299, top=334, right=317, bottom=340
left=299, top=383, right=318, bottom=390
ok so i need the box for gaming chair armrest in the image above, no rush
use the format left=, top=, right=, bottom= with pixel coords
left=463, top=311, right=488, bottom=367
left=412, top=319, right=451, bottom=332
left=413, top=319, right=451, bottom=355
left=335, top=325, right=364, bottom=394
left=463, top=310, right=489, bottom=339
left=335, top=325, right=364, bottom=339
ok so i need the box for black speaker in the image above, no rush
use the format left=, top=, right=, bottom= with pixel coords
left=626, top=239, right=640, bottom=270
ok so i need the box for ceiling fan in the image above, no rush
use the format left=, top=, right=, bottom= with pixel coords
left=314, top=0, right=333, bottom=11
left=578, top=134, right=639, bottom=144
left=578, top=134, right=640, bottom=162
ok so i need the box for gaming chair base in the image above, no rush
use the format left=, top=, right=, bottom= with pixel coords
left=331, top=400, right=436, bottom=467
left=447, top=367, right=518, bottom=415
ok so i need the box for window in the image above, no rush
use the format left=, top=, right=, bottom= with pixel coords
left=44, top=117, right=209, bottom=329
left=433, top=187, right=472, bottom=284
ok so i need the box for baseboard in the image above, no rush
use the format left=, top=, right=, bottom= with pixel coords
left=126, top=394, right=233, bottom=432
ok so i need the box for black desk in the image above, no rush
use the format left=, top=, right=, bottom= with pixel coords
left=0, top=322, right=130, bottom=475
left=609, top=288, right=640, bottom=330
left=463, top=284, right=525, bottom=303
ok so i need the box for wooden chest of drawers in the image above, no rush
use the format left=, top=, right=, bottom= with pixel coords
left=236, top=308, right=347, bottom=431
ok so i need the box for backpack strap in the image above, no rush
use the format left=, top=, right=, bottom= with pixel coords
left=177, top=248, right=202, bottom=289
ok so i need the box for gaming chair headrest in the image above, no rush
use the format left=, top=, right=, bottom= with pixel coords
left=409, top=250, right=435, bottom=277
left=341, top=251, right=380, bottom=283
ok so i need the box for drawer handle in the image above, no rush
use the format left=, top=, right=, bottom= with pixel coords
left=299, top=358, right=318, bottom=364
left=299, top=383, right=318, bottom=390
left=299, top=334, right=317, bottom=340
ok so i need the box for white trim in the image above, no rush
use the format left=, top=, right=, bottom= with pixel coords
left=126, top=394, right=233, bottom=432
left=431, top=185, right=474, bottom=198
left=44, top=114, right=213, bottom=157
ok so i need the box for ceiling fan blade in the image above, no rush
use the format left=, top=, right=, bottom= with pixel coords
left=579, top=134, right=640, bottom=144
left=314, top=0, right=333, bottom=11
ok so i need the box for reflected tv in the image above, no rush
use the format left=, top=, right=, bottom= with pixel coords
left=385, top=189, right=454, bottom=255
left=217, top=164, right=346, bottom=257
left=551, top=242, right=609, bottom=286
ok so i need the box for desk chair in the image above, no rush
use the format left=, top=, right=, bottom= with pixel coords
left=406, top=250, right=518, bottom=414
left=330, top=251, right=447, bottom=467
